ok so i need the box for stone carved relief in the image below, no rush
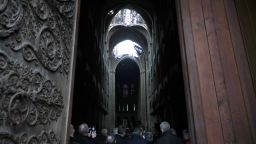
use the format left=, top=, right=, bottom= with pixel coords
left=12, top=26, right=63, bottom=72
left=0, top=0, right=76, bottom=142
left=0, top=130, right=60, bottom=144
left=0, top=0, right=75, bottom=74
left=0, top=0, right=23, bottom=37
left=0, top=51, right=64, bottom=127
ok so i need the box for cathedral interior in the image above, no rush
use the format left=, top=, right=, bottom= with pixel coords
left=1, top=0, right=255, bottom=143
left=71, top=0, right=189, bottom=137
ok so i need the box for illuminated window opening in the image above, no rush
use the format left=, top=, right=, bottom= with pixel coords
left=113, top=40, right=143, bottom=59
left=108, top=9, right=148, bottom=30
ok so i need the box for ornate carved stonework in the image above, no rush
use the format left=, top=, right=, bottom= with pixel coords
left=0, top=0, right=77, bottom=143
left=0, top=51, right=63, bottom=126
left=1, top=0, right=75, bottom=74
left=0, top=0, right=23, bottom=37
left=0, top=130, right=60, bottom=144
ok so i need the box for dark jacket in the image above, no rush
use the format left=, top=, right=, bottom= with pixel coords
left=69, top=136, right=80, bottom=144
left=75, top=133, right=97, bottom=144
left=95, top=134, right=107, bottom=144
left=125, top=134, right=149, bottom=144
left=155, top=130, right=183, bottom=144
left=115, top=134, right=127, bottom=144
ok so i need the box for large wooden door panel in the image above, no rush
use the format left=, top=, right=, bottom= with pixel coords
left=0, top=0, right=79, bottom=143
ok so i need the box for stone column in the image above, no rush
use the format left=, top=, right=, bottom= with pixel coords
left=139, top=70, right=147, bottom=128
left=106, top=70, right=115, bottom=128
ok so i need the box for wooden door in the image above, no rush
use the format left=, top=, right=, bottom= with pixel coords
left=0, top=0, right=79, bottom=143
left=177, top=0, right=256, bottom=143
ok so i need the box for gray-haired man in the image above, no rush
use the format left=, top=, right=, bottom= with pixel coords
left=155, top=121, right=183, bottom=144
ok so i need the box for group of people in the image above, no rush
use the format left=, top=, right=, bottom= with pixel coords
left=69, top=121, right=192, bottom=144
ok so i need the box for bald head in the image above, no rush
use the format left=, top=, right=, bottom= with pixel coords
left=107, top=135, right=115, bottom=143
left=78, top=123, right=89, bottom=136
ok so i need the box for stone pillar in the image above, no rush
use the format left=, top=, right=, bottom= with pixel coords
left=146, top=70, right=151, bottom=130
left=106, top=70, right=115, bottom=128
left=139, top=70, right=147, bottom=128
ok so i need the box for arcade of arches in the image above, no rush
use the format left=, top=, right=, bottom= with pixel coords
left=0, top=0, right=256, bottom=144
left=72, top=0, right=189, bottom=138
left=72, top=0, right=256, bottom=143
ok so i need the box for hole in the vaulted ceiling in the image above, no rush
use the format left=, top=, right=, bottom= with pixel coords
left=113, top=40, right=143, bottom=59
left=108, top=8, right=148, bottom=31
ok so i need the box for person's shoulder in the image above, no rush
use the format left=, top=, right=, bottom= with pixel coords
left=169, top=135, right=183, bottom=144
left=155, top=137, right=163, bottom=144
left=70, top=137, right=80, bottom=144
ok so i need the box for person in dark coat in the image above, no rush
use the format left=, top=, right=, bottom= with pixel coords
left=115, top=126, right=127, bottom=144
left=125, top=128, right=149, bottom=144
left=155, top=121, right=183, bottom=144
left=75, top=123, right=97, bottom=144
left=183, top=129, right=192, bottom=144
left=96, top=128, right=108, bottom=144
left=69, top=124, right=80, bottom=144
